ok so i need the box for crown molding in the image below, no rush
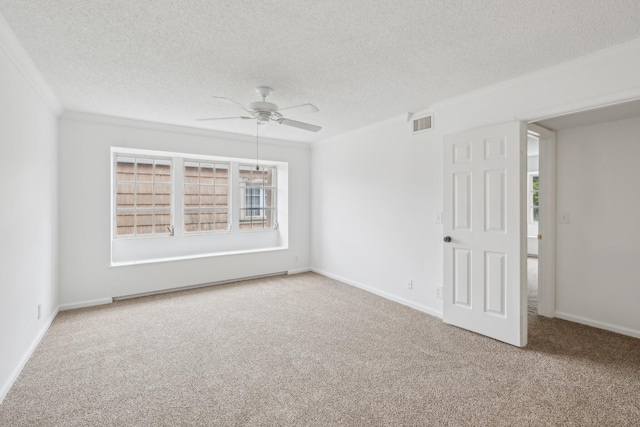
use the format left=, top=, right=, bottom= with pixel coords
left=0, top=13, right=62, bottom=116
left=60, top=110, right=311, bottom=150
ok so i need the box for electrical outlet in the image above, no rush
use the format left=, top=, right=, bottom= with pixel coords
left=407, top=280, right=413, bottom=290
left=37, top=304, right=42, bottom=320
left=294, top=255, right=299, bottom=263
left=435, top=286, right=443, bottom=299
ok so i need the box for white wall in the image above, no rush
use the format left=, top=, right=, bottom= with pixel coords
left=555, top=116, right=640, bottom=334
left=0, top=24, right=59, bottom=399
left=312, top=118, right=443, bottom=316
left=58, top=113, right=310, bottom=306
left=311, top=38, right=640, bottom=336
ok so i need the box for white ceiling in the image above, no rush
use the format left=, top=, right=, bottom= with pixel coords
left=2, top=1, right=640, bottom=143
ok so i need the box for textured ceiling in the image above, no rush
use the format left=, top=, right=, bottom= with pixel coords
left=2, top=1, right=640, bottom=142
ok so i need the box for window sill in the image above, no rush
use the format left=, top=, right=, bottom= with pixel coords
left=110, top=245, right=287, bottom=267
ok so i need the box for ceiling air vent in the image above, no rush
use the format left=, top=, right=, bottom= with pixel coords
left=409, top=113, right=434, bottom=134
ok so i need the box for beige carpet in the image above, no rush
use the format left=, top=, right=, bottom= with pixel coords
left=1, top=271, right=639, bottom=426
left=528, top=257, right=538, bottom=316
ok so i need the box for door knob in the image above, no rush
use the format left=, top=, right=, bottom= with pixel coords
left=443, top=236, right=452, bottom=242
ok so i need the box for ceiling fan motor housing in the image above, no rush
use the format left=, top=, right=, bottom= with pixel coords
left=249, top=101, right=279, bottom=124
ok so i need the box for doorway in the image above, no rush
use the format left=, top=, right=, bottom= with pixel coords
left=526, top=132, right=540, bottom=316
left=526, top=124, right=556, bottom=319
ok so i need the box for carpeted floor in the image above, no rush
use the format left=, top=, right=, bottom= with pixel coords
left=1, top=270, right=639, bottom=426
left=528, top=257, right=538, bottom=316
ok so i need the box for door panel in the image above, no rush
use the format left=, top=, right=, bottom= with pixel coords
left=484, top=170, right=505, bottom=232
left=484, top=251, right=506, bottom=316
left=453, top=173, right=471, bottom=230
left=453, top=248, right=471, bottom=307
left=443, top=121, right=526, bottom=347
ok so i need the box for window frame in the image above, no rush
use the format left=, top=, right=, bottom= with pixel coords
left=113, top=154, right=174, bottom=239
left=183, top=159, right=232, bottom=235
left=110, top=148, right=288, bottom=266
left=238, top=164, right=278, bottom=230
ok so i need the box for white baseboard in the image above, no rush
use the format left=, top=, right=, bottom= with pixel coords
left=311, top=268, right=442, bottom=319
left=555, top=311, right=640, bottom=339
left=59, top=298, right=113, bottom=311
left=287, top=267, right=312, bottom=275
left=0, top=306, right=59, bottom=404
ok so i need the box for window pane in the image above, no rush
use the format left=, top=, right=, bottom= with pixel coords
left=251, top=219, right=266, bottom=229
left=184, top=186, right=199, bottom=207
left=116, top=159, right=135, bottom=181
left=200, top=209, right=214, bottom=231
left=136, top=184, right=153, bottom=207
left=136, top=159, right=154, bottom=182
left=154, top=210, right=171, bottom=234
left=263, top=167, right=275, bottom=186
left=184, top=163, right=199, bottom=184
left=136, top=212, right=153, bottom=235
left=116, top=211, right=134, bottom=235
left=184, top=161, right=230, bottom=233
left=155, top=162, right=171, bottom=183
left=200, top=186, right=214, bottom=207
left=184, top=209, right=199, bottom=233
left=263, top=189, right=276, bottom=208
left=215, top=186, right=228, bottom=207
left=264, top=208, right=276, bottom=228
left=115, top=155, right=172, bottom=237
left=215, top=164, right=229, bottom=185
left=200, top=164, right=214, bottom=185
left=154, top=184, right=171, bottom=207
left=239, top=165, right=252, bottom=184
left=215, top=210, right=228, bottom=230
left=116, top=184, right=135, bottom=208
left=239, top=164, right=277, bottom=230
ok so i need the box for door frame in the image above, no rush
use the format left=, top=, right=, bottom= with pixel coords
left=527, top=124, right=556, bottom=318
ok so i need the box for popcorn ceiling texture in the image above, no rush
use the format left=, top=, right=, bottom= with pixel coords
left=1, top=1, right=640, bottom=142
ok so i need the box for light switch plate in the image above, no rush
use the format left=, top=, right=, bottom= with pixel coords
left=435, top=211, right=443, bottom=224
left=559, top=211, right=570, bottom=224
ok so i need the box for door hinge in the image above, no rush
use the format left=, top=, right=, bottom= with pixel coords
left=537, top=234, right=542, bottom=240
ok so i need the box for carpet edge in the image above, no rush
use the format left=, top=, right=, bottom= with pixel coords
left=0, top=306, right=59, bottom=404
left=311, top=267, right=443, bottom=319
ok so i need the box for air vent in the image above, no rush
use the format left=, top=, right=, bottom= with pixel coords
left=411, top=113, right=433, bottom=134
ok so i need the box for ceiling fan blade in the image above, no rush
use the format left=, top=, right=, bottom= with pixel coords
left=211, top=96, right=254, bottom=114
left=196, top=116, right=253, bottom=122
left=278, top=118, right=322, bottom=132
left=278, top=103, right=319, bottom=117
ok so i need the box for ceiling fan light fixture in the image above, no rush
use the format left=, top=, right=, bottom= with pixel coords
left=257, top=112, right=270, bottom=124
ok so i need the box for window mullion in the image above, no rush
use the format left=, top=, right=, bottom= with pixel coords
left=231, top=162, right=240, bottom=232
left=174, top=157, right=184, bottom=237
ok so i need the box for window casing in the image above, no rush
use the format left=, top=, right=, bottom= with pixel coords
left=114, top=156, right=172, bottom=237
left=184, top=161, right=230, bottom=233
left=239, top=164, right=277, bottom=230
left=111, top=149, right=287, bottom=266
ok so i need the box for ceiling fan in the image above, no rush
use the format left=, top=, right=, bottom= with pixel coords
left=197, top=86, right=322, bottom=132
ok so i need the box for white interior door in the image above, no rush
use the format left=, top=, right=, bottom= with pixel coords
left=443, top=121, right=527, bottom=347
